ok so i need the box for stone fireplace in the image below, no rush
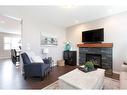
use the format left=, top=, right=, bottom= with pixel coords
left=77, top=43, right=113, bottom=75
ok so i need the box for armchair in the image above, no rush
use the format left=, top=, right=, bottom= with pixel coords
left=21, top=52, right=51, bottom=80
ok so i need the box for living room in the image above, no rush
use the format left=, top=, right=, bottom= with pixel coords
left=0, top=1, right=127, bottom=94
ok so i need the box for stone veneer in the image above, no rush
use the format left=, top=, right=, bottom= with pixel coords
left=79, top=47, right=112, bottom=74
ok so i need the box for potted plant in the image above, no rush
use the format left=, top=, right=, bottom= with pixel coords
left=84, top=61, right=95, bottom=71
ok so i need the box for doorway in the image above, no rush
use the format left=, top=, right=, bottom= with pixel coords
left=0, top=15, right=22, bottom=63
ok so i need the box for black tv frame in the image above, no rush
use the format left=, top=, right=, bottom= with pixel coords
left=82, top=28, right=104, bottom=43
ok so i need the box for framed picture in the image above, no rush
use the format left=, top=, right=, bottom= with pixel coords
left=40, top=34, right=58, bottom=46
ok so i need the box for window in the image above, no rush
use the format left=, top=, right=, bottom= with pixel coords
left=4, top=37, right=21, bottom=50
left=4, top=37, right=11, bottom=50
left=11, top=38, right=20, bottom=49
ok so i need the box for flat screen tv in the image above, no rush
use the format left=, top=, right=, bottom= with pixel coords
left=82, top=28, right=104, bottom=43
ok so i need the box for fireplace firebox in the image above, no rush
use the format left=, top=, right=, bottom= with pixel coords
left=86, top=53, right=102, bottom=68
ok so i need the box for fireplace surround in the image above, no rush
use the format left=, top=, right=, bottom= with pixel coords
left=77, top=43, right=113, bottom=75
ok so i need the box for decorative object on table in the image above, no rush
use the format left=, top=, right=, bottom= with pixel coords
left=64, top=41, right=72, bottom=51
left=78, top=66, right=97, bottom=73
left=78, top=61, right=96, bottom=72
left=84, top=61, right=95, bottom=70
left=40, top=34, right=58, bottom=46
left=42, top=48, right=49, bottom=53
left=42, top=48, right=49, bottom=58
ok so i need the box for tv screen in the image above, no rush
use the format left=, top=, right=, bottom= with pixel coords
left=82, top=28, right=104, bottom=43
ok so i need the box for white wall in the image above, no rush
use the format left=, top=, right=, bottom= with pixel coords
left=66, top=11, right=127, bottom=73
left=22, top=17, right=66, bottom=65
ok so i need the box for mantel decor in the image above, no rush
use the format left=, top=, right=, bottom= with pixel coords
left=78, top=61, right=96, bottom=73
left=64, top=41, right=72, bottom=51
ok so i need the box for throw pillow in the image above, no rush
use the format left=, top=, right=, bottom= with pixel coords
left=43, top=58, right=50, bottom=64
left=26, top=51, right=35, bottom=62
left=31, top=56, right=44, bottom=63
left=27, top=51, right=44, bottom=63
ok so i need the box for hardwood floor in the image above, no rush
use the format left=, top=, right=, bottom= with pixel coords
left=0, top=59, right=119, bottom=89
left=0, top=59, right=30, bottom=89
left=0, top=59, right=76, bottom=89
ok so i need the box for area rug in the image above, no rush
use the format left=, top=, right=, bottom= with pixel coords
left=43, top=77, right=120, bottom=90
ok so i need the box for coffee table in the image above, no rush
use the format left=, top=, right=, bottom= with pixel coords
left=58, top=68, right=105, bottom=89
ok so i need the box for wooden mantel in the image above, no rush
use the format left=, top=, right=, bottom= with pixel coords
left=77, top=43, right=113, bottom=48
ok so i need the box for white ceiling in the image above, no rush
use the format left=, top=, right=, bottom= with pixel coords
left=0, top=6, right=127, bottom=28
left=0, top=15, right=21, bottom=34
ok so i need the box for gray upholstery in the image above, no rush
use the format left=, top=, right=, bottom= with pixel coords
left=21, top=52, right=51, bottom=80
